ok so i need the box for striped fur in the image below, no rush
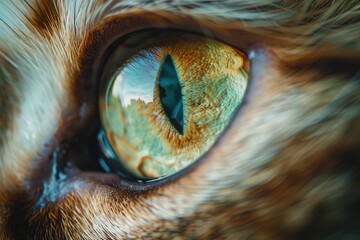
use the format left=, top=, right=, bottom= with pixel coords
left=0, top=0, right=359, bottom=239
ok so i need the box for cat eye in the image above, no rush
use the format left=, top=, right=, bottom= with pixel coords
left=98, top=30, right=249, bottom=181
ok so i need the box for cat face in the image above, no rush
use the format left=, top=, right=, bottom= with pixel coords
left=0, top=1, right=359, bottom=239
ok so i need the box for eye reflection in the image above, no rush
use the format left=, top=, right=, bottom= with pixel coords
left=111, top=51, right=158, bottom=108
left=99, top=31, right=249, bottom=180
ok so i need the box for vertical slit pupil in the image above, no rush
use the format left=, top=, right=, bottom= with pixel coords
left=157, top=55, right=184, bottom=135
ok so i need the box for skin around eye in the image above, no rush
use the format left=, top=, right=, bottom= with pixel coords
left=99, top=31, right=249, bottom=180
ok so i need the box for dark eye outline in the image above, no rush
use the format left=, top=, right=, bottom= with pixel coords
left=64, top=12, right=266, bottom=190
left=92, top=29, right=252, bottom=185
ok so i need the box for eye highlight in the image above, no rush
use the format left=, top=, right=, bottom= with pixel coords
left=99, top=31, right=249, bottom=180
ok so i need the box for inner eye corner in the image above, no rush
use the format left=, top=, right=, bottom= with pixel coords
left=94, top=29, right=250, bottom=184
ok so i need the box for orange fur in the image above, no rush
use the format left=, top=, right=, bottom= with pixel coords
left=0, top=0, right=359, bottom=239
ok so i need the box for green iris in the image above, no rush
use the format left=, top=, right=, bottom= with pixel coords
left=99, top=31, right=249, bottom=180
left=157, top=55, right=184, bottom=135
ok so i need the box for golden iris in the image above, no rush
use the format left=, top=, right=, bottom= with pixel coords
left=99, top=31, right=249, bottom=179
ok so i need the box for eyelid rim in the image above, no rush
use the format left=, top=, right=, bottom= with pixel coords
left=69, top=10, right=269, bottom=191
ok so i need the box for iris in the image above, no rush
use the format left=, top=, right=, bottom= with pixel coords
left=99, top=31, right=249, bottom=179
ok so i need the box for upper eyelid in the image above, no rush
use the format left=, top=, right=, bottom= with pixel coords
left=80, top=10, right=268, bottom=64
left=78, top=11, right=271, bottom=90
